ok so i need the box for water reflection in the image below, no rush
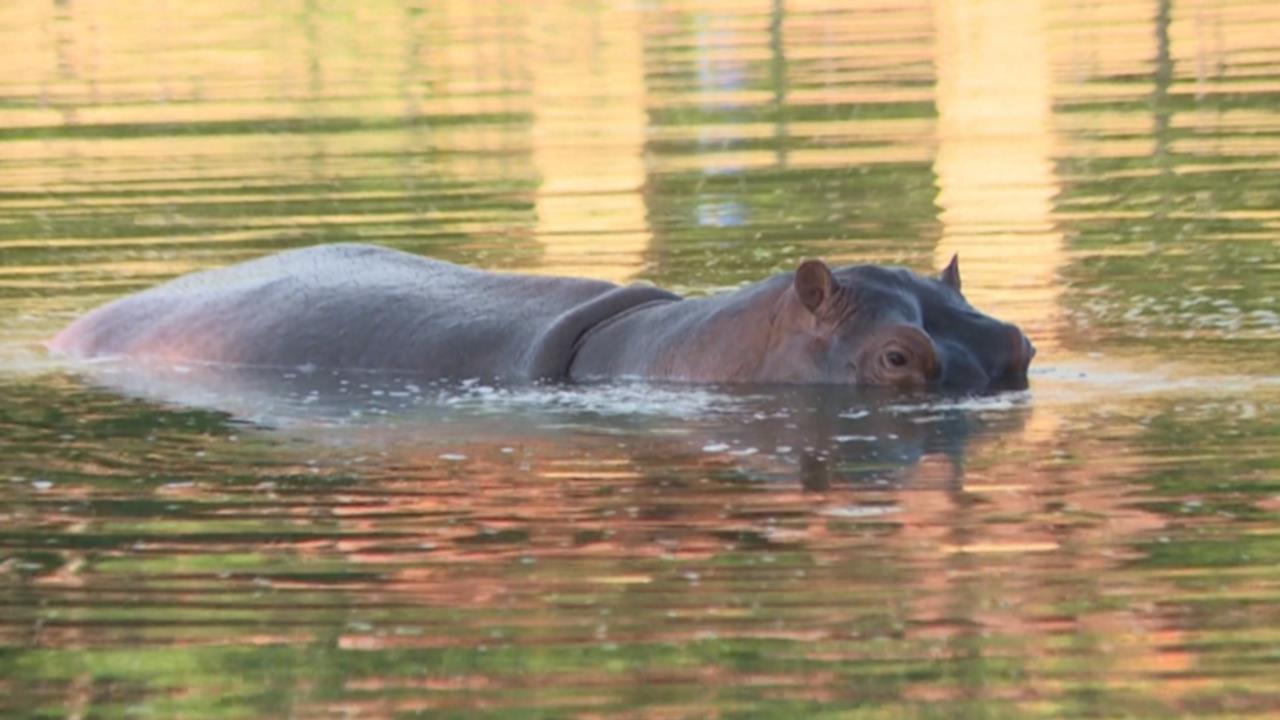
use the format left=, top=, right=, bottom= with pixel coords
left=57, top=359, right=1031, bottom=494
left=12, top=366, right=1276, bottom=716
left=932, top=0, right=1065, bottom=353
left=529, top=2, right=651, bottom=282
left=3, top=0, right=1280, bottom=716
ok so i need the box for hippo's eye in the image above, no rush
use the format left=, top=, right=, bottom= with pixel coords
left=885, top=350, right=909, bottom=368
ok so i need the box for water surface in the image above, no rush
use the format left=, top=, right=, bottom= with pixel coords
left=2, top=0, right=1279, bottom=717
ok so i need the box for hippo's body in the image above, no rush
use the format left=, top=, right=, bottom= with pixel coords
left=51, top=243, right=1035, bottom=390
left=50, top=244, right=676, bottom=382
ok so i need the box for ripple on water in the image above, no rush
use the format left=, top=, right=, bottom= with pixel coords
left=4, top=0, right=1280, bottom=716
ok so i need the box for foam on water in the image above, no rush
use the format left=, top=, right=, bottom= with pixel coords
left=41, top=355, right=744, bottom=432
left=1032, top=359, right=1280, bottom=401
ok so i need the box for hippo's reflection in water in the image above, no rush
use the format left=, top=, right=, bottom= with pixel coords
left=63, top=358, right=1030, bottom=491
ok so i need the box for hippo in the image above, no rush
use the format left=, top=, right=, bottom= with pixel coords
left=49, top=243, right=1034, bottom=390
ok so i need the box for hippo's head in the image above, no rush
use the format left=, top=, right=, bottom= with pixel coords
left=762, top=256, right=1035, bottom=391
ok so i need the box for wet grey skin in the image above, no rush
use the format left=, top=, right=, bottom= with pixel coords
left=49, top=243, right=1035, bottom=391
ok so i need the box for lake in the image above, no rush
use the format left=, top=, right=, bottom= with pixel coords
left=2, top=0, right=1279, bottom=717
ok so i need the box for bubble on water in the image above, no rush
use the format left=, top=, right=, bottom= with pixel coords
left=431, top=382, right=737, bottom=420
left=834, top=435, right=877, bottom=443
left=1036, top=361, right=1280, bottom=399
left=887, top=392, right=1031, bottom=415
left=820, top=505, right=900, bottom=519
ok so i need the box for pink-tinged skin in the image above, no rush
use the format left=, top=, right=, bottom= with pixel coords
left=51, top=243, right=1034, bottom=390
left=570, top=255, right=1034, bottom=390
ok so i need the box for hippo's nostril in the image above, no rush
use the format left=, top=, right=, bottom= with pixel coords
left=1018, top=337, right=1036, bottom=373
left=1005, top=327, right=1035, bottom=373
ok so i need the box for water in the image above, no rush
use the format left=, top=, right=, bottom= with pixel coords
left=2, top=0, right=1279, bottom=716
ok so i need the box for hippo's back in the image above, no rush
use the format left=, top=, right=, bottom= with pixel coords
left=50, top=243, right=633, bottom=380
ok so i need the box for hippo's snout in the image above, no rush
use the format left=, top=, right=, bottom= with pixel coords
left=932, top=327, right=1034, bottom=393
left=936, top=346, right=991, bottom=391
left=853, top=323, right=1036, bottom=393
left=1018, top=334, right=1037, bottom=369
left=995, top=329, right=1036, bottom=389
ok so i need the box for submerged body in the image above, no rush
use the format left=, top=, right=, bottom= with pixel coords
left=51, top=243, right=1035, bottom=390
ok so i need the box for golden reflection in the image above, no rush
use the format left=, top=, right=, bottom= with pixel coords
left=652, top=144, right=936, bottom=175
left=932, top=0, right=1065, bottom=358
left=228, top=413, right=1189, bottom=717
left=525, top=3, right=651, bottom=284
left=425, top=0, right=534, bottom=185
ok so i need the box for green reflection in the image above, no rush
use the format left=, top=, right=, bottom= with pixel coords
left=1, top=0, right=1279, bottom=717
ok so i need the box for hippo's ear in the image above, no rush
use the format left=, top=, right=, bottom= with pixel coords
left=795, top=259, right=834, bottom=314
left=939, top=254, right=962, bottom=293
